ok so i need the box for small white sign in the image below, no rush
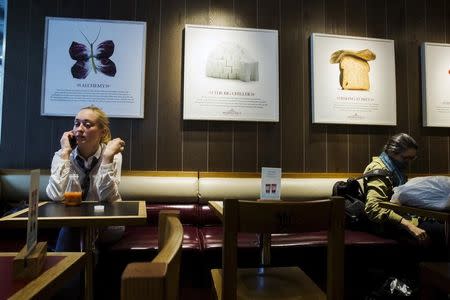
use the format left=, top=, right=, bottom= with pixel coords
left=260, top=167, right=281, bottom=200
left=26, top=169, right=40, bottom=256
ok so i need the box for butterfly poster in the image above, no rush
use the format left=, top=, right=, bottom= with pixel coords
left=41, top=17, right=146, bottom=118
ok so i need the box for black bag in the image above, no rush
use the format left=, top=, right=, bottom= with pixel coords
left=332, top=169, right=392, bottom=229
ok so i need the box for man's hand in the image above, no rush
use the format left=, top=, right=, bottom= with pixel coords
left=400, top=218, right=430, bottom=245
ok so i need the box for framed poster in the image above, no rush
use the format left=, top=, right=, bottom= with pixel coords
left=0, top=0, right=7, bottom=142
left=41, top=17, right=146, bottom=118
left=311, top=33, right=396, bottom=125
left=183, top=24, right=279, bottom=122
left=421, top=42, right=450, bottom=127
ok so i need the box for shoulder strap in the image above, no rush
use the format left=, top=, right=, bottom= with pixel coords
left=354, top=169, right=392, bottom=181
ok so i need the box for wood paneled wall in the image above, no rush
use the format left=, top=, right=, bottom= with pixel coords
left=1, top=0, right=450, bottom=173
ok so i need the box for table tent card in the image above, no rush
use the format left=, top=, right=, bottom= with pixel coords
left=260, top=167, right=281, bottom=200
left=26, top=169, right=40, bottom=255
left=12, top=169, right=46, bottom=280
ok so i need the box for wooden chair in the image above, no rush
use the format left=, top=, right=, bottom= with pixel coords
left=211, top=197, right=345, bottom=300
left=121, top=210, right=183, bottom=300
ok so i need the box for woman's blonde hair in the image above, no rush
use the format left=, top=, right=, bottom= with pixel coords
left=80, top=105, right=111, bottom=144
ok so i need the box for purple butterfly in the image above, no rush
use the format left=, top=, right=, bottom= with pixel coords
left=69, top=28, right=116, bottom=79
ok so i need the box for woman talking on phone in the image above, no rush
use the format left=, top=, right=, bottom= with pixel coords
left=46, top=105, right=125, bottom=251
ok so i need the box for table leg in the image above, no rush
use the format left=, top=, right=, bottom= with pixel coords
left=259, top=233, right=271, bottom=266
left=81, top=227, right=95, bottom=300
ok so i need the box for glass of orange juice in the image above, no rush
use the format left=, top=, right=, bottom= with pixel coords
left=64, top=174, right=82, bottom=206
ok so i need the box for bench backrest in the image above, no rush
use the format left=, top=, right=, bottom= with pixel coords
left=0, top=170, right=199, bottom=205
left=198, top=172, right=353, bottom=204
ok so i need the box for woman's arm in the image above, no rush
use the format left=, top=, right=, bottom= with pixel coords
left=46, top=131, right=74, bottom=201
left=96, top=140, right=123, bottom=202
left=46, top=150, right=72, bottom=201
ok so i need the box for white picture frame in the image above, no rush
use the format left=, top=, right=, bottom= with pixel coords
left=311, top=33, right=396, bottom=126
left=183, top=24, right=279, bottom=122
left=41, top=17, right=146, bottom=118
left=421, top=42, right=450, bottom=127
left=0, top=0, right=7, bottom=142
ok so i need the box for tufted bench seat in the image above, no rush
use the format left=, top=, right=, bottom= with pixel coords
left=0, top=169, right=400, bottom=253
left=0, top=169, right=405, bottom=295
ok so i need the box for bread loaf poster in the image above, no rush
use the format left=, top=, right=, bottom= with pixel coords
left=41, top=17, right=146, bottom=118
left=311, top=33, right=396, bottom=125
left=183, top=24, right=279, bottom=122
left=421, top=42, right=450, bottom=127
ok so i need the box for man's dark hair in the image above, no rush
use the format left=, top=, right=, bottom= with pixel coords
left=383, top=133, right=418, bottom=155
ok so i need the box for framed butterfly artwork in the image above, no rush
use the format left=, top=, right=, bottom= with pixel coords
left=41, top=17, right=146, bottom=118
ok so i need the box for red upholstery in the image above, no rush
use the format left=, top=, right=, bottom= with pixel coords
left=104, top=203, right=398, bottom=254
left=198, top=205, right=222, bottom=226
left=109, top=225, right=201, bottom=251
left=199, top=226, right=259, bottom=249
left=0, top=203, right=398, bottom=255
left=145, top=203, right=199, bottom=225
left=272, top=230, right=398, bottom=247
left=199, top=227, right=398, bottom=249
left=343, top=230, right=398, bottom=245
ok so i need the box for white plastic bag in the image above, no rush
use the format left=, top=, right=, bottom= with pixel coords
left=392, top=176, right=450, bottom=211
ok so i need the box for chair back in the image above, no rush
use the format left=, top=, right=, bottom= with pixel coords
left=121, top=210, right=183, bottom=300
left=221, top=197, right=345, bottom=300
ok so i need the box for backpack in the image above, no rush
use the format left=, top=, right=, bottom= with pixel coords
left=332, top=169, right=392, bottom=229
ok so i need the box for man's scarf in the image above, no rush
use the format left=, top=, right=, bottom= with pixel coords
left=379, top=151, right=406, bottom=187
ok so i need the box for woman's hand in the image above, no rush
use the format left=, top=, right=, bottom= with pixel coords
left=103, top=138, right=125, bottom=163
left=400, top=218, right=430, bottom=245
left=60, top=131, right=75, bottom=159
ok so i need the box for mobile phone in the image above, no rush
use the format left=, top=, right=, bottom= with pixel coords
left=69, top=135, right=77, bottom=149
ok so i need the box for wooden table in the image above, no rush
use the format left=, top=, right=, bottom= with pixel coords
left=0, top=201, right=147, bottom=300
left=0, top=252, right=86, bottom=300
left=208, top=200, right=272, bottom=266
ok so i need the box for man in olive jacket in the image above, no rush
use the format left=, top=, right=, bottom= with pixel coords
left=364, top=133, right=429, bottom=244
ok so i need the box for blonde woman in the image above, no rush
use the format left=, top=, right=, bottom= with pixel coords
left=46, top=105, right=125, bottom=251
